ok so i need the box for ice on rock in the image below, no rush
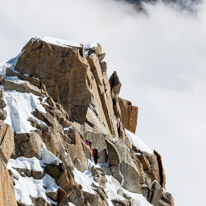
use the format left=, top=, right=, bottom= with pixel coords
left=125, top=129, right=153, bottom=154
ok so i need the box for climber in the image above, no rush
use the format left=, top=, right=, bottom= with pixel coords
left=92, top=149, right=99, bottom=165
left=85, top=140, right=92, bottom=148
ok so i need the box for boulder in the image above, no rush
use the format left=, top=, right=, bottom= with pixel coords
left=0, top=98, right=6, bottom=109
left=154, top=150, right=166, bottom=189
left=0, top=122, right=14, bottom=163
left=68, top=184, right=85, bottom=206
left=84, top=190, right=108, bottom=206
left=161, top=191, right=175, bottom=206
left=100, top=62, right=107, bottom=73
left=31, top=196, right=51, bottom=206
left=118, top=97, right=138, bottom=134
left=15, top=132, right=42, bottom=159
left=137, top=152, right=161, bottom=186
left=159, top=200, right=170, bottom=206
left=15, top=168, right=44, bottom=180
left=105, top=139, right=124, bottom=184
left=98, top=53, right=106, bottom=62
left=0, top=109, right=7, bottom=120
left=150, top=180, right=163, bottom=206
left=0, top=160, right=18, bottom=206
left=46, top=191, right=59, bottom=202
left=45, top=163, right=75, bottom=195
left=109, top=71, right=121, bottom=96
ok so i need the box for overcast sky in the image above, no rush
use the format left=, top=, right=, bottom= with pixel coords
left=1, top=0, right=206, bottom=205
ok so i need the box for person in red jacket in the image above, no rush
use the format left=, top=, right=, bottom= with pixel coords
left=92, top=149, right=99, bottom=165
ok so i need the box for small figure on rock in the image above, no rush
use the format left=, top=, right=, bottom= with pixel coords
left=85, top=140, right=92, bottom=148
left=92, top=149, right=99, bottom=165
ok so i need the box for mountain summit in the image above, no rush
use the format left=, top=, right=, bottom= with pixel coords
left=0, top=36, right=174, bottom=206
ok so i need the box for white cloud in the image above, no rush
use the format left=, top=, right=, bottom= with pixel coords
left=1, top=0, right=206, bottom=205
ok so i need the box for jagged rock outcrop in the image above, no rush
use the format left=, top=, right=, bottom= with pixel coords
left=14, top=38, right=119, bottom=138
left=0, top=37, right=174, bottom=206
left=0, top=121, right=17, bottom=206
left=0, top=160, right=17, bottom=206
left=0, top=122, right=14, bottom=163
left=118, top=97, right=138, bottom=134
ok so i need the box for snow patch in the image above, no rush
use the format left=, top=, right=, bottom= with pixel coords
left=41, top=144, right=62, bottom=166
left=4, top=90, right=46, bottom=133
left=84, top=42, right=98, bottom=50
left=36, top=36, right=81, bottom=48
left=64, top=126, right=72, bottom=131
left=7, top=157, right=43, bottom=172
left=69, top=202, right=76, bottom=206
left=125, top=129, right=153, bottom=154
left=14, top=174, right=58, bottom=205
left=105, top=175, right=125, bottom=205
left=73, top=168, right=96, bottom=195
left=3, top=51, right=24, bottom=74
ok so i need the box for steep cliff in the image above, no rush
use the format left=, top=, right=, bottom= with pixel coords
left=0, top=36, right=174, bottom=206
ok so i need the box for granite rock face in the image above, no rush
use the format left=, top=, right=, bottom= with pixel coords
left=118, top=97, right=138, bottom=134
left=0, top=121, right=17, bottom=206
left=0, top=160, right=18, bottom=206
left=0, top=37, right=174, bottom=206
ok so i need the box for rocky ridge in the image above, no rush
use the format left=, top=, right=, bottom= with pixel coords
left=0, top=36, right=174, bottom=206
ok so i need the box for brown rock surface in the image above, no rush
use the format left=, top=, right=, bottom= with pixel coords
left=15, top=38, right=91, bottom=123
left=161, top=191, right=175, bottom=206
left=3, top=79, right=42, bottom=96
left=6, top=68, right=40, bottom=87
left=0, top=109, right=7, bottom=120
left=150, top=180, right=163, bottom=206
left=118, top=97, right=138, bottom=134
left=0, top=160, right=17, bottom=206
left=109, top=71, right=121, bottom=96
left=65, top=131, right=88, bottom=172
left=15, top=132, right=42, bottom=159
left=137, top=152, right=161, bottom=187
left=15, top=38, right=119, bottom=137
left=0, top=122, right=14, bottom=163
left=154, top=150, right=166, bottom=189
